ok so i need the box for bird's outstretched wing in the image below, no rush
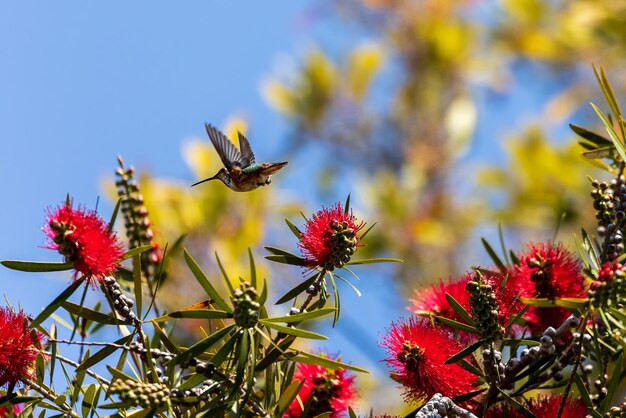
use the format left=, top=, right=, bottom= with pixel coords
left=237, top=132, right=256, bottom=167
left=205, top=123, right=242, bottom=169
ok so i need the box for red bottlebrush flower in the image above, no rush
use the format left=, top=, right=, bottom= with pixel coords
left=284, top=356, right=357, bottom=418
left=513, top=242, right=585, bottom=336
left=298, top=203, right=364, bottom=270
left=43, top=202, right=124, bottom=285
left=409, top=277, right=475, bottom=342
left=0, top=307, right=43, bottom=387
left=380, top=317, right=477, bottom=403
left=485, top=395, right=587, bottom=418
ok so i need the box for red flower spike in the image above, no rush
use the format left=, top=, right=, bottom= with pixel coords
left=485, top=395, right=587, bottom=418
left=0, top=307, right=43, bottom=388
left=513, top=242, right=585, bottom=337
left=44, top=202, right=124, bottom=286
left=298, top=203, right=364, bottom=270
left=409, top=277, right=475, bottom=343
left=284, top=357, right=357, bottom=418
left=380, top=317, right=477, bottom=403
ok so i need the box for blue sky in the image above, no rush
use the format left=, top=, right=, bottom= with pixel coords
left=0, top=1, right=602, bottom=413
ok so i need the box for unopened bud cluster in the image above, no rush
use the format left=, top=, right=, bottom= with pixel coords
left=604, top=398, right=626, bottom=417
left=526, top=254, right=555, bottom=299
left=102, top=277, right=138, bottom=325
left=324, top=220, right=358, bottom=270
left=232, top=282, right=260, bottom=328
left=48, top=220, right=78, bottom=265
left=115, top=157, right=160, bottom=281
left=415, top=393, right=478, bottom=418
left=110, top=379, right=169, bottom=409
left=482, top=349, right=504, bottom=383
left=589, top=262, right=626, bottom=308
left=466, top=273, right=502, bottom=342
left=591, top=176, right=626, bottom=261
left=170, top=379, right=220, bottom=403
left=128, top=340, right=172, bottom=383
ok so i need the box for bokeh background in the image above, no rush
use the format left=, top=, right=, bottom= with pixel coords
left=2, top=0, right=626, bottom=414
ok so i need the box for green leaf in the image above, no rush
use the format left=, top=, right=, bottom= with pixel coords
left=151, top=309, right=232, bottom=322
left=591, top=103, right=626, bottom=163
left=1, top=260, right=73, bottom=273
left=570, top=123, right=612, bottom=146
left=432, top=315, right=477, bottom=333
left=264, top=308, right=336, bottom=323
left=520, top=297, right=587, bottom=309
left=61, top=301, right=119, bottom=325
left=496, top=387, right=535, bottom=418
left=265, top=245, right=308, bottom=266
left=358, top=222, right=376, bottom=240
left=259, top=321, right=328, bottom=340
left=120, top=244, right=154, bottom=261
left=285, top=218, right=302, bottom=239
left=248, top=248, right=257, bottom=288
left=344, top=194, right=351, bottom=213
left=345, top=258, right=402, bottom=265
left=445, top=293, right=474, bottom=326
left=81, top=384, right=96, bottom=418
left=210, top=332, right=240, bottom=367
left=444, top=340, right=483, bottom=364
left=601, top=352, right=624, bottom=413
left=329, top=272, right=340, bottom=326
left=275, top=274, right=320, bottom=305
left=214, top=251, right=234, bottom=294
left=574, top=373, right=603, bottom=418
left=348, top=406, right=357, bottom=418
left=108, top=197, right=122, bottom=231
left=132, top=253, right=142, bottom=318
left=275, top=379, right=305, bottom=416
left=174, top=324, right=236, bottom=366
left=30, top=277, right=86, bottom=328
left=481, top=237, right=506, bottom=272
left=292, top=352, right=368, bottom=373
left=183, top=249, right=231, bottom=312
left=582, top=146, right=616, bottom=160
left=76, top=335, right=131, bottom=372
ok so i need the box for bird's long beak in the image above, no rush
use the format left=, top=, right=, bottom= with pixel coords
left=266, top=161, right=289, bottom=175
left=190, top=174, right=219, bottom=187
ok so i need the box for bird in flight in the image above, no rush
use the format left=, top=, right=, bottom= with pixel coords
left=191, top=123, right=288, bottom=192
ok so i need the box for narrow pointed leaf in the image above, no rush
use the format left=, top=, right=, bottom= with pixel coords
left=292, top=352, right=368, bottom=373
left=151, top=309, right=231, bottom=321
left=174, top=324, right=236, bottom=365
left=30, top=276, right=86, bottom=328
left=263, top=308, right=336, bottom=323
left=259, top=321, right=327, bottom=340
left=591, top=103, right=626, bottom=163
left=183, top=249, right=231, bottom=312
left=432, top=315, right=477, bottom=333
left=275, top=379, right=305, bottom=416
left=108, top=198, right=122, bottom=231
left=344, top=194, right=351, bottom=213
left=265, top=254, right=308, bottom=266
left=574, top=372, right=603, bottom=418
left=345, top=258, right=402, bottom=265
left=1, top=260, right=73, bottom=273
left=61, top=301, right=118, bottom=325
left=248, top=248, right=257, bottom=288
left=481, top=238, right=506, bottom=272
left=285, top=218, right=302, bottom=239
left=275, top=274, right=320, bottom=305
left=132, top=253, right=142, bottom=317
left=445, top=293, right=474, bottom=326
left=444, top=340, right=483, bottom=364
left=215, top=251, right=234, bottom=294
left=76, top=335, right=131, bottom=372
left=120, top=244, right=154, bottom=261
left=570, top=123, right=612, bottom=146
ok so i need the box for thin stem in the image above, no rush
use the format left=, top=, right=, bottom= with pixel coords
left=50, top=353, right=111, bottom=386
left=27, top=380, right=79, bottom=418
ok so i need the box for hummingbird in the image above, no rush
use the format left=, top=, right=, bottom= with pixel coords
left=191, top=123, right=288, bottom=192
